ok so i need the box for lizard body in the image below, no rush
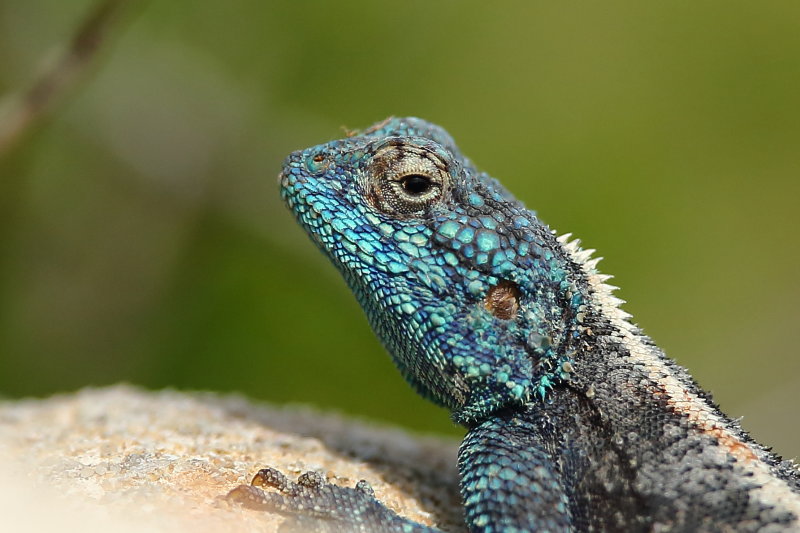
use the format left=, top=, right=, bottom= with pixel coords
left=229, top=118, right=800, bottom=532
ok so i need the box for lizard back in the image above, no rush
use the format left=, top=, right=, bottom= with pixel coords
left=277, top=117, right=800, bottom=531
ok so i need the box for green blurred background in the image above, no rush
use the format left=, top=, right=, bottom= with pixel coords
left=1, top=2, right=798, bottom=457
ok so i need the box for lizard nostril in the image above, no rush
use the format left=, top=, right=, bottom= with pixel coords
left=304, top=151, right=330, bottom=174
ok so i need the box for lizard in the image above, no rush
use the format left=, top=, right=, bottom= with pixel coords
left=228, top=117, right=800, bottom=532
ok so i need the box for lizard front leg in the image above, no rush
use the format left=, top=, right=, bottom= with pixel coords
left=459, top=413, right=573, bottom=532
left=228, top=467, right=444, bottom=532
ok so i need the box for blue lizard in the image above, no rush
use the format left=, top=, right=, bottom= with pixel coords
left=229, top=117, right=800, bottom=532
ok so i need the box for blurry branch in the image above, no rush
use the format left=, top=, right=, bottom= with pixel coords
left=0, top=0, right=137, bottom=159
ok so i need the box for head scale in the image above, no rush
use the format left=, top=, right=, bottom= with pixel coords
left=280, top=117, right=587, bottom=425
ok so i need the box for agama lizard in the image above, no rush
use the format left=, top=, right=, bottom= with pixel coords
left=229, top=117, right=800, bottom=531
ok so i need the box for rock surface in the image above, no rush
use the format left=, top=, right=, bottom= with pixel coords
left=0, top=386, right=463, bottom=532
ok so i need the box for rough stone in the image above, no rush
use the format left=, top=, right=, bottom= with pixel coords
left=0, top=385, right=463, bottom=532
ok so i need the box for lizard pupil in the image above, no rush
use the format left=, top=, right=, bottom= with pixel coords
left=399, top=174, right=432, bottom=196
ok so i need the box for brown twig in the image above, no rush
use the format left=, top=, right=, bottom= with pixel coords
left=0, top=0, right=135, bottom=158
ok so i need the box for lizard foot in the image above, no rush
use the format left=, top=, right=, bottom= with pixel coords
left=227, top=467, right=438, bottom=532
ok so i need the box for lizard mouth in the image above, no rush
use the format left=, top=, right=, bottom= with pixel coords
left=278, top=170, right=294, bottom=209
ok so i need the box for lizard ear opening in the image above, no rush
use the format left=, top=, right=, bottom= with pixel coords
left=484, top=280, right=521, bottom=320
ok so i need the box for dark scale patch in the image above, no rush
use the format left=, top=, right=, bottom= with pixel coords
left=484, top=280, right=521, bottom=319
left=566, top=319, right=800, bottom=531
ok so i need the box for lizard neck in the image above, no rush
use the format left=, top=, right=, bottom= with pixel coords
left=556, top=234, right=800, bottom=517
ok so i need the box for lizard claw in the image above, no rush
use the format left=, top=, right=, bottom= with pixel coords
left=226, top=482, right=285, bottom=510
left=226, top=467, right=300, bottom=511
left=250, top=467, right=296, bottom=493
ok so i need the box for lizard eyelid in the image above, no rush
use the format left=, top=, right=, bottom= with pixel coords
left=368, top=141, right=451, bottom=217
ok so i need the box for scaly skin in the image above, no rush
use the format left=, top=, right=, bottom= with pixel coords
left=229, top=118, right=800, bottom=532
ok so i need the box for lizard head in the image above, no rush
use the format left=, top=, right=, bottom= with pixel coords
left=280, top=117, right=588, bottom=425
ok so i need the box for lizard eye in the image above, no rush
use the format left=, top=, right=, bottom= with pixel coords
left=368, top=142, right=450, bottom=217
